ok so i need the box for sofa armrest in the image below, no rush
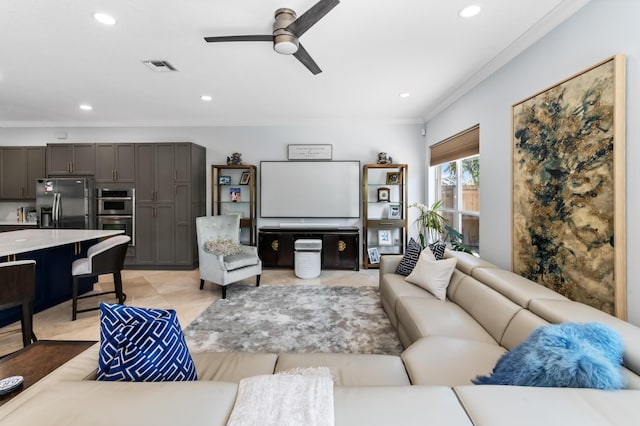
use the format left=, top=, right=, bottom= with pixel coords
left=380, top=255, right=402, bottom=276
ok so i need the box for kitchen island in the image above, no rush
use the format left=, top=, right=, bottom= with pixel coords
left=0, top=229, right=123, bottom=327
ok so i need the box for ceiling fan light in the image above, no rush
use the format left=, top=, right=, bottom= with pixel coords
left=93, top=12, right=116, bottom=25
left=273, top=33, right=299, bottom=55
left=459, top=5, right=481, bottom=18
left=274, top=40, right=298, bottom=55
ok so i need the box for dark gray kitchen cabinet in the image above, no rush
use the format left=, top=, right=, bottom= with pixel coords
left=136, top=144, right=174, bottom=204
left=131, top=142, right=205, bottom=269
left=47, top=143, right=95, bottom=175
left=174, top=183, right=192, bottom=266
left=0, top=146, right=45, bottom=200
left=95, top=143, right=135, bottom=183
left=134, top=204, right=175, bottom=266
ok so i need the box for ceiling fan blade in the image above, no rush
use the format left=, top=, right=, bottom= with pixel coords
left=286, top=0, right=340, bottom=37
left=293, top=43, right=322, bottom=75
left=204, top=35, right=272, bottom=43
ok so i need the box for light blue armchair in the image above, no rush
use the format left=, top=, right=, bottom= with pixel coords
left=196, top=215, right=261, bottom=298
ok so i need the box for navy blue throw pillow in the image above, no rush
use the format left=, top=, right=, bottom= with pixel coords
left=395, top=238, right=423, bottom=276
left=98, top=303, right=198, bottom=382
left=428, top=242, right=446, bottom=260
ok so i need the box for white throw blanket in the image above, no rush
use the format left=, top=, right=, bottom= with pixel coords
left=226, top=367, right=334, bottom=426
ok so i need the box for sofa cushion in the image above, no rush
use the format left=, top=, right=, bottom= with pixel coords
left=275, top=353, right=410, bottom=386
left=500, top=309, right=549, bottom=350
left=395, top=238, right=423, bottom=276
left=395, top=297, right=497, bottom=347
left=98, top=303, right=197, bottom=382
left=473, top=322, right=624, bottom=389
left=402, top=336, right=506, bottom=386
left=443, top=250, right=497, bottom=275
left=335, top=386, right=473, bottom=426
left=192, top=352, right=278, bottom=382
left=405, top=253, right=457, bottom=300
left=449, top=276, right=521, bottom=344
left=454, top=385, right=640, bottom=426
left=380, top=273, right=438, bottom=329
left=471, top=267, right=568, bottom=308
left=2, top=380, right=238, bottom=426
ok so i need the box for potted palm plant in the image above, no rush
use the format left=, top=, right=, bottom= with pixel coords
left=409, top=200, right=447, bottom=248
left=410, top=200, right=474, bottom=253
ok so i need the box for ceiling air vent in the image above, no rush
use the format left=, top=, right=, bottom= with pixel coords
left=142, top=60, right=178, bottom=72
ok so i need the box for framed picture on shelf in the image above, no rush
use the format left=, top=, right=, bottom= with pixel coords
left=240, top=171, right=251, bottom=185
left=388, top=204, right=401, bottom=219
left=386, top=172, right=402, bottom=185
left=378, top=229, right=392, bottom=246
left=377, top=187, right=390, bottom=202
left=219, top=175, right=231, bottom=185
left=367, top=247, right=380, bottom=264
left=230, top=187, right=241, bottom=202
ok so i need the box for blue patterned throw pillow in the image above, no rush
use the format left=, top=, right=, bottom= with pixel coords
left=98, top=303, right=198, bottom=382
left=395, top=238, right=423, bottom=276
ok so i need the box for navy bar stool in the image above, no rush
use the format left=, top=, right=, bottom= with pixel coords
left=71, top=235, right=130, bottom=320
left=0, top=260, right=37, bottom=347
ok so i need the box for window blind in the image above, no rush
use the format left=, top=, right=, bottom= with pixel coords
left=430, top=124, right=479, bottom=166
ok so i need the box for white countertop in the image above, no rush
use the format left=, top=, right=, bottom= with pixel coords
left=0, top=229, right=123, bottom=257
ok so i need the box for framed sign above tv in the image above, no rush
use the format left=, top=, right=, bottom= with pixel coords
left=287, top=144, right=332, bottom=160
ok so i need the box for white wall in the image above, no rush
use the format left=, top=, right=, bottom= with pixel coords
left=424, top=0, right=640, bottom=325
left=0, top=122, right=426, bottom=243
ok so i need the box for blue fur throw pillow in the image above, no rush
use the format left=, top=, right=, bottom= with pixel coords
left=473, top=322, right=624, bottom=389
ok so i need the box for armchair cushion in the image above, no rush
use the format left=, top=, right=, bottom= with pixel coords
left=224, top=252, right=260, bottom=271
left=204, top=239, right=242, bottom=256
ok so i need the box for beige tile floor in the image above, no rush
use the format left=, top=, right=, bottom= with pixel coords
left=0, top=267, right=379, bottom=357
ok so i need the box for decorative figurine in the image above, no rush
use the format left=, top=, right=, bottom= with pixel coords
left=227, top=152, right=243, bottom=165
left=377, top=152, right=393, bottom=164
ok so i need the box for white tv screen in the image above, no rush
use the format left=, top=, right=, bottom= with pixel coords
left=260, top=161, right=361, bottom=218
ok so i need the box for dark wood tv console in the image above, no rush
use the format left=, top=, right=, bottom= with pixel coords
left=258, top=226, right=359, bottom=271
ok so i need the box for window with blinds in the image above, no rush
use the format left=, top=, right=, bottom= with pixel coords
left=430, top=125, right=479, bottom=166
left=430, top=124, right=480, bottom=254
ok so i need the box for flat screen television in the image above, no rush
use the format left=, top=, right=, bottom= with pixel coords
left=260, top=161, right=360, bottom=218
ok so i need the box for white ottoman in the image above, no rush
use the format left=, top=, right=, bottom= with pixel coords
left=294, top=239, right=322, bottom=279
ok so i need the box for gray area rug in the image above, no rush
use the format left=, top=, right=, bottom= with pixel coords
left=184, top=285, right=403, bottom=355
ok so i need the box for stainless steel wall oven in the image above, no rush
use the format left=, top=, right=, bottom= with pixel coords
left=96, top=188, right=135, bottom=246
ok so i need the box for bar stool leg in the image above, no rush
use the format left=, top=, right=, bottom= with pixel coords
left=19, top=304, right=31, bottom=347
left=113, top=271, right=126, bottom=304
left=72, top=276, right=79, bottom=321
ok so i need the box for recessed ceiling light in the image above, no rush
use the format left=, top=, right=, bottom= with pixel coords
left=200, top=95, right=213, bottom=101
left=459, top=4, right=481, bottom=18
left=79, top=104, right=93, bottom=111
left=93, top=12, right=116, bottom=25
left=399, top=92, right=411, bottom=98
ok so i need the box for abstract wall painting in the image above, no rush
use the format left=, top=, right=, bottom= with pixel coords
left=512, top=55, right=626, bottom=318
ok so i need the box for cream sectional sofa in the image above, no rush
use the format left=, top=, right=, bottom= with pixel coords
left=2, top=250, right=640, bottom=425
left=380, top=250, right=640, bottom=390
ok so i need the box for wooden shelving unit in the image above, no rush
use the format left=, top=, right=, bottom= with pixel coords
left=211, top=164, right=257, bottom=245
left=362, top=164, right=408, bottom=269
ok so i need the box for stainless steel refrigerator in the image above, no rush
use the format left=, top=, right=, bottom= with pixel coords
left=36, top=177, right=95, bottom=229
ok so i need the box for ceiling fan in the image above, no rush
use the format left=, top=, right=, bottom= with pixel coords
left=204, top=0, right=340, bottom=75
